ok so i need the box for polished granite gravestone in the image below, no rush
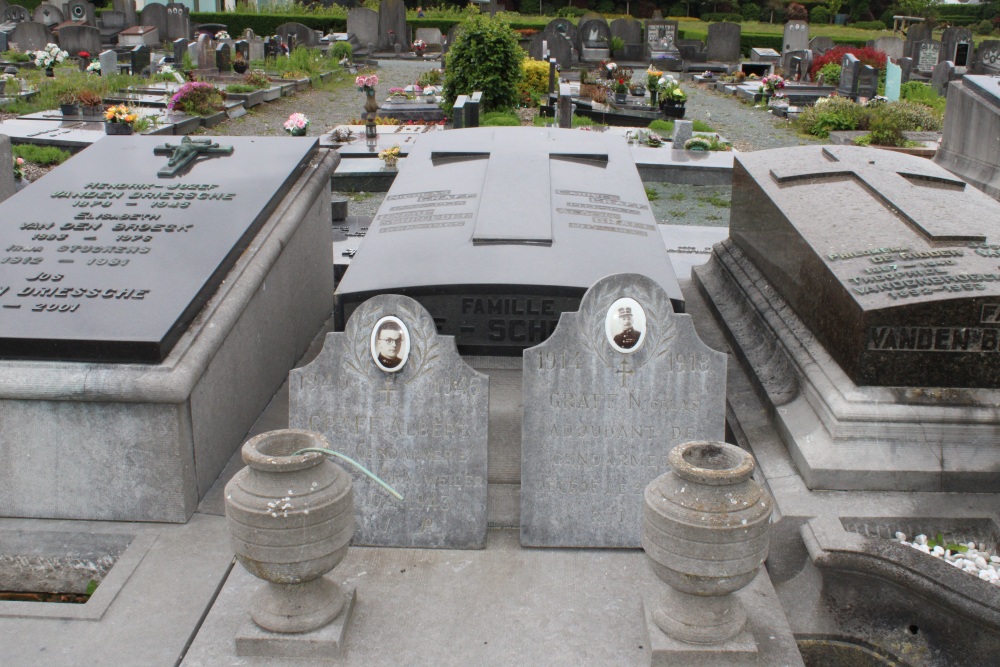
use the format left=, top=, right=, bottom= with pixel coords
left=289, top=295, right=489, bottom=549
left=334, top=127, right=683, bottom=356
left=694, top=145, right=1000, bottom=491
left=0, top=136, right=336, bottom=521
left=520, top=273, right=726, bottom=548
left=935, top=75, right=1000, bottom=202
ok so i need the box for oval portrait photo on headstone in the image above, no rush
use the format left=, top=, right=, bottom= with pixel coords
left=605, top=297, right=646, bottom=353
left=371, top=315, right=410, bottom=372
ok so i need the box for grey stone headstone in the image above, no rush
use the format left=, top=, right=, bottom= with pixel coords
left=874, top=35, right=904, bottom=61
left=898, top=56, right=913, bottom=82
left=952, top=41, right=972, bottom=69
left=130, top=44, right=150, bottom=76
left=610, top=17, right=643, bottom=60
left=452, top=95, right=467, bottom=129
left=9, top=21, right=48, bottom=52
left=578, top=11, right=604, bottom=26
left=520, top=272, right=726, bottom=548
left=645, top=19, right=678, bottom=54
left=65, top=0, right=94, bottom=25
left=276, top=21, right=319, bottom=48
left=809, top=35, right=834, bottom=55
left=529, top=31, right=573, bottom=70
left=347, top=7, right=378, bottom=48
left=289, top=295, right=489, bottom=549
left=579, top=19, right=611, bottom=48
left=786, top=49, right=812, bottom=80
left=55, top=25, right=100, bottom=58
left=941, top=26, right=972, bottom=66
left=782, top=20, right=809, bottom=53
left=543, top=17, right=581, bottom=55
left=377, top=0, right=406, bottom=51
left=139, top=3, right=167, bottom=39
left=164, top=2, right=190, bottom=42
left=976, top=40, right=1000, bottom=75
left=187, top=41, right=199, bottom=68
left=263, top=36, right=280, bottom=60
left=196, top=33, right=212, bottom=71
left=856, top=64, right=878, bottom=99
left=247, top=35, right=265, bottom=62
left=905, top=23, right=932, bottom=59
left=916, top=40, right=941, bottom=74
left=706, top=21, right=741, bottom=62
left=557, top=82, right=572, bottom=128
left=31, top=3, right=61, bottom=26
left=414, top=27, right=442, bottom=51
left=2, top=4, right=28, bottom=22
left=234, top=39, right=249, bottom=62
left=112, top=0, right=137, bottom=28
left=99, top=49, right=116, bottom=77
left=466, top=91, right=481, bottom=128
left=173, top=37, right=188, bottom=65
left=444, top=23, right=462, bottom=55
left=838, top=53, right=860, bottom=97
left=214, top=42, right=230, bottom=73
left=672, top=119, right=693, bottom=147
left=0, top=135, right=15, bottom=204
left=931, top=60, right=954, bottom=96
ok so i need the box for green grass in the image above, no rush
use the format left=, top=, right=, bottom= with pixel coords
left=668, top=209, right=687, bottom=217
left=697, top=193, right=731, bottom=208
left=645, top=185, right=659, bottom=201
left=12, top=144, right=71, bottom=166
left=648, top=119, right=715, bottom=133
left=668, top=192, right=686, bottom=201
left=533, top=114, right=604, bottom=128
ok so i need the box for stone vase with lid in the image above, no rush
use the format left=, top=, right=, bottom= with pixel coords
left=225, top=429, right=354, bottom=633
left=642, top=441, right=772, bottom=644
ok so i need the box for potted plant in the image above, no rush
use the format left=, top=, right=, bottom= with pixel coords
left=758, top=74, right=785, bottom=103
left=76, top=89, right=103, bottom=116
left=104, top=104, right=137, bottom=135
left=611, top=77, right=629, bottom=104
left=610, top=36, right=624, bottom=58
left=59, top=92, right=79, bottom=116
left=378, top=144, right=401, bottom=169
left=412, top=39, right=426, bottom=56
left=77, top=50, right=90, bottom=72
left=167, top=81, right=225, bottom=116
left=283, top=112, right=309, bottom=136
left=658, top=74, right=687, bottom=119
left=388, top=87, right=408, bottom=103
left=33, top=43, right=68, bottom=76
left=232, top=53, right=248, bottom=74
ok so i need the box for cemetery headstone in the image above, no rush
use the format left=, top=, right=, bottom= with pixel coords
left=557, top=82, right=572, bottom=129
left=609, top=17, right=643, bottom=61
left=905, top=23, right=932, bottom=59
left=706, top=21, right=741, bottom=62
left=130, top=43, right=150, bottom=76
left=347, top=7, right=378, bottom=49
left=215, top=42, right=230, bottom=73
left=520, top=272, right=726, bottom=548
left=750, top=46, right=780, bottom=64
left=9, top=21, right=48, bottom=52
left=884, top=60, right=902, bottom=101
left=234, top=39, right=249, bottom=62
left=898, top=56, right=914, bottom=82
left=781, top=20, right=809, bottom=70
left=809, top=35, right=835, bottom=55
left=916, top=40, right=941, bottom=75
left=444, top=23, right=463, bottom=55
left=543, top=18, right=581, bottom=55
left=941, top=27, right=973, bottom=68
left=645, top=19, right=678, bottom=59
left=414, top=27, right=443, bottom=52
left=838, top=53, right=860, bottom=97
left=672, top=119, right=692, bottom=147
left=55, top=25, right=101, bottom=58
left=164, top=2, right=189, bottom=42
left=466, top=91, right=482, bottom=128
left=931, top=60, right=954, bottom=97
left=65, top=0, right=94, bottom=25
left=578, top=19, right=611, bottom=62
left=99, top=48, right=116, bottom=77
left=953, top=41, right=972, bottom=69
left=334, top=127, right=684, bottom=354
left=289, top=295, right=489, bottom=549
left=786, top=49, right=812, bottom=81
left=976, top=40, right=1000, bottom=75
left=874, top=35, right=904, bottom=62
left=856, top=64, right=878, bottom=100
left=263, top=36, right=279, bottom=60
left=578, top=11, right=603, bottom=26
left=452, top=94, right=467, bottom=129
left=2, top=4, right=28, bottom=22
left=246, top=33, right=265, bottom=62
left=528, top=31, right=573, bottom=70
left=139, top=3, right=167, bottom=38
left=377, top=0, right=406, bottom=51
left=31, top=3, right=62, bottom=26
left=276, top=21, right=319, bottom=48
left=935, top=75, right=1000, bottom=201
left=196, top=33, right=212, bottom=71
left=0, top=135, right=14, bottom=204
left=112, top=0, right=137, bottom=30
left=187, top=40, right=199, bottom=68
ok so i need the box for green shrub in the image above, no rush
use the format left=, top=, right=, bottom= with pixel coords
left=900, top=82, right=946, bottom=115
left=797, top=96, right=865, bottom=137
left=811, top=6, right=831, bottom=23
left=482, top=111, right=519, bottom=126
left=975, top=19, right=995, bottom=36
left=12, top=144, right=71, bottom=166
left=649, top=119, right=674, bottom=133
left=818, top=62, right=842, bottom=86
left=225, top=83, right=257, bottom=93
left=701, top=12, right=743, bottom=22
left=418, top=69, right=443, bottom=87
left=330, top=42, right=353, bottom=61
left=851, top=20, right=889, bottom=30
left=443, top=13, right=524, bottom=113
left=741, top=3, right=762, bottom=22
left=555, top=6, right=587, bottom=17
left=865, top=100, right=942, bottom=133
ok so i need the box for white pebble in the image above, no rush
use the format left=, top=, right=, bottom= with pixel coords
left=915, top=534, right=928, bottom=545
left=895, top=532, right=907, bottom=542
left=968, top=542, right=977, bottom=549
left=991, top=556, right=1000, bottom=564
left=917, top=544, right=931, bottom=553
left=976, top=556, right=988, bottom=569
left=932, top=546, right=945, bottom=556
left=980, top=570, right=991, bottom=581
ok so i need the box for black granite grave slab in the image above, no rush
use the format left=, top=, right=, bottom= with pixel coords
left=0, top=136, right=317, bottom=363
left=334, top=127, right=683, bottom=355
left=730, top=145, right=1000, bottom=388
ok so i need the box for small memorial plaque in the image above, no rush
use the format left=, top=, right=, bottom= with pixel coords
left=917, top=41, right=941, bottom=73
left=520, top=273, right=726, bottom=548
left=0, top=137, right=316, bottom=363
left=289, top=294, right=489, bottom=549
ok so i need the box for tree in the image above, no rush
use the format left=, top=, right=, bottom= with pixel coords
left=442, top=13, right=524, bottom=113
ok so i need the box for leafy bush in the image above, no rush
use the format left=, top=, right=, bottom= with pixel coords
left=975, top=19, right=995, bottom=35
left=555, top=6, right=586, bottom=17
left=225, top=83, right=257, bottom=93
left=443, top=13, right=523, bottom=113
left=900, top=81, right=946, bottom=115
left=244, top=68, right=271, bottom=88
left=818, top=62, right=842, bottom=86
left=811, top=6, right=831, bottom=23
left=482, top=110, right=519, bottom=126
left=330, top=42, right=352, bottom=61
left=851, top=20, right=889, bottom=30
left=868, top=100, right=942, bottom=133
left=167, top=82, right=225, bottom=115
left=796, top=96, right=865, bottom=137
left=519, top=58, right=549, bottom=105
left=810, top=45, right=887, bottom=78
left=12, top=143, right=71, bottom=166
left=787, top=3, right=809, bottom=20
left=741, top=3, right=762, bottom=21
left=418, top=69, right=443, bottom=87
left=701, top=12, right=743, bottom=22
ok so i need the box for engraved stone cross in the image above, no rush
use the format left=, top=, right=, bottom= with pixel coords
left=615, top=357, right=634, bottom=387
left=770, top=146, right=985, bottom=243
left=154, top=136, right=234, bottom=177
left=430, top=131, right=608, bottom=246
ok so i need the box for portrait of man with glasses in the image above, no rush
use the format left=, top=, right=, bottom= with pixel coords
left=371, top=316, right=409, bottom=372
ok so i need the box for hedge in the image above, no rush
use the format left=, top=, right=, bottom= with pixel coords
left=679, top=29, right=871, bottom=56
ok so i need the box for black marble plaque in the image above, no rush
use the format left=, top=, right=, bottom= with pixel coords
left=0, top=136, right=317, bottom=363
left=334, top=127, right=683, bottom=355
left=730, top=145, right=1000, bottom=388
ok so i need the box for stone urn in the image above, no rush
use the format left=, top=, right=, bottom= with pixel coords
left=225, top=430, right=354, bottom=633
left=642, top=441, right=772, bottom=644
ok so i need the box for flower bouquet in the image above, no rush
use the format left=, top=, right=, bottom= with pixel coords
left=378, top=145, right=401, bottom=168
left=34, top=43, right=68, bottom=72
left=283, top=112, right=309, bottom=136
left=412, top=39, right=426, bottom=55
left=759, top=74, right=784, bottom=95
left=86, top=61, right=101, bottom=74
left=215, top=30, right=230, bottom=40
left=104, top=104, right=138, bottom=134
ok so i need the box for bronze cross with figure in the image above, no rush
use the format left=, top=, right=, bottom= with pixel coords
left=154, top=136, right=234, bottom=177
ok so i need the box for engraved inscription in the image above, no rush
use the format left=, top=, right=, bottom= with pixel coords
left=868, top=326, right=1000, bottom=352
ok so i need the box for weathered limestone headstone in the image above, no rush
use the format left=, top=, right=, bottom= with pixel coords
left=528, top=31, right=572, bottom=70
left=112, top=0, right=137, bottom=29
left=856, top=64, right=878, bottom=100
left=98, top=48, right=116, bottom=77
left=172, top=37, right=188, bottom=65
left=520, top=273, right=726, bottom=548
left=289, top=295, right=489, bottom=549
left=377, top=0, right=406, bottom=51
left=557, top=82, right=572, bottom=129
left=0, top=134, right=15, bottom=204
left=874, top=35, right=904, bottom=62
left=975, top=40, right=1000, bottom=75
left=781, top=20, right=808, bottom=70
left=672, top=119, right=692, bottom=148
left=9, top=21, right=48, bottom=51
left=56, top=25, right=100, bottom=58
left=706, top=21, right=741, bottom=62
left=916, top=40, right=941, bottom=74
left=609, top=17, right=643, bottom=61
left=31, top=3, right=62, bottom=26
left=347, top=7, right=378, bottom=49
left=215, top=42, right=231, bottom=73
left=130, top=44, right=150, bottom=76
left=65, top=0, right=94, bottom=25
left=884, top=60, right=902, bottom=101
left=276, top=21, right=319, bottom=48
left=196, top=33, right=212, bottom=71
left=164, top=2, right=189, bottom=42
left=837, top=53, right=859, bottom=97
left=931, top=60, right=955, bottom=96
left=139, top=2, right=167, bottom=38
left=3, top=4, right=29, bottom=23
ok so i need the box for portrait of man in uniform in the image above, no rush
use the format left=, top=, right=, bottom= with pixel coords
left=605, top=297, right=646, bottom=353
left=371, top=316, right=410, bottom=372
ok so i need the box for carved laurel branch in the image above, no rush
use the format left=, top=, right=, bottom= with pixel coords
left=578, top=280, right=621, bottom=370
left=344, top=307, right=381, bottom=380
left=632, top=281, right=677, bottom=371
left=399, top=301, right=440, bottom=386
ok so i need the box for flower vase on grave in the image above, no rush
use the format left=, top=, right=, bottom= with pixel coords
left=78, top=58, right=88, bottom=72
left=45, top=67, right=54, bottom=77
left=364, top=90, right=379, bottom=139
left=288, top=126, right=307, bottom=137
left=614, top=92, right=627, bottom=104
left=105, top=122, right=134, bottom=135
left=660, top=100, right=685, bottom=119
left=650, top=89, right=658, bottom=108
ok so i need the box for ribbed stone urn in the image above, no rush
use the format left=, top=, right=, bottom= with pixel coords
left=225, top=430, right=354, bottom=633
left=642, top=441, right=773, bottom=644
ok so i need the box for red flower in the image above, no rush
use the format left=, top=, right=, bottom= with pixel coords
left=79, top=51, right=90, bottom=58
